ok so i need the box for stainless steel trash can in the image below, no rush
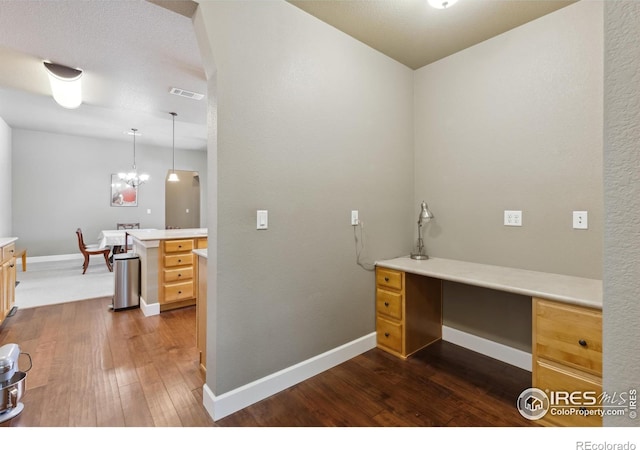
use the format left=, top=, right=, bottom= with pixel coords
left=111, top=253, right=140, bottom=311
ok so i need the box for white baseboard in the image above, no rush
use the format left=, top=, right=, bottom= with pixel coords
left=202, top=332, right=377, bottom=421
left=442, top=325, right=532, bottom=372
left=140, top=297, right=160, bottom=317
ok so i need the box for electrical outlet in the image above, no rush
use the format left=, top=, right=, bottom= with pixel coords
left=351, top=210, right=359, bottom=226
left=504, top=210, right=522, bottom=227
left=573, top=211, right=588, bottom=229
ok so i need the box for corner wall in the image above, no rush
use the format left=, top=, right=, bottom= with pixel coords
left=195, top=0, right=414, bottom=395
left=603, top=0, right=640, bottom=426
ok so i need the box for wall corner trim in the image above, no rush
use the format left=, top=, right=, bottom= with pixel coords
left=202, top=332, right=377, bottom=421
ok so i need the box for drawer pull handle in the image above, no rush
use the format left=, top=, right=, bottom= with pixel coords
left=578, top=339, right=587, bottom=347
left=384, top=277, right=389, bottom=282
left=384, top=302, right=389, bottom=307
left=178, top=291, right=182, bottom=294
left=178, top=259, right=182, bottom=263
left=384, top=332, right=390, bottom=338
left=178, top=273, right=181, bottom=277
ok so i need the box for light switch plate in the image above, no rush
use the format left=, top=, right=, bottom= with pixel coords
left=573, top=211, right=588, bottom=229
left=257, top=210, right=268, bottom=230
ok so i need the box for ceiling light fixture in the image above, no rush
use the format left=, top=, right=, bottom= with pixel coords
left=168, top=112, right=179, bottom=182
left=118, top=128, right=149, bottom=188
left=428, top=0, right=458, bottom=9
left=43, top=61, right=83, bottom=109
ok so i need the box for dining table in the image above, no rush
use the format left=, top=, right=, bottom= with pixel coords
left=98, top=229, right=156, bottom=260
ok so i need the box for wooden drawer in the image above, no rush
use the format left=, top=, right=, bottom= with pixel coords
left=376, top=316, right=402, bottom=354
left=163, top=281, right=194, bottom=303
left=1, top=243, right=15, bottom=263
left=535, top=298, right=602, bottom=375
left=376, top=288, right=402, bottom=320
left=534, top=359, right=602, bottom=427
left=164, top=239, right=194, bottom=253
left=164, top=253, right=194, bottom=268
left=376, top=268, right=402, bottom=291
left=164, top=266, right=193, bottom=283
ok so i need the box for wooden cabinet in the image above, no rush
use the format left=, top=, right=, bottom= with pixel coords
left=532, top=297, right=603, bottom=426
left=375, top=267, right=442, bottom=359
left=195, top=253, right=207, bottom=373
left=158, top=238, right=207, bottom=311
left=0, top=242, right=17, bottom=326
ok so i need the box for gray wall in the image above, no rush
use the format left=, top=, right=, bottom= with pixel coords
left=0, top=117, right=11, bottom=237
left=414, top=1, right=603, bottom=351
left=603, top=0, right=640, bottom=427
left=195, top=0, right=414, bottom=395
left=11, top=128, right=207, bottom=256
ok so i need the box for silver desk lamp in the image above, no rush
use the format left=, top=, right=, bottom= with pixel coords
left=410, top=201, right=434, bottom=260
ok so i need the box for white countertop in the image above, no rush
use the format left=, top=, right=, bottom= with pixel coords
left=128, top=228, right=207, bottom=241
left=376, top=256, right=602, bottom=310
left=193, top=249, right=208, bottom=258
left=0, top=237, right=18, bottom=247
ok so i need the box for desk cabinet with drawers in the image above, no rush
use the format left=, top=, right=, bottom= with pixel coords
left=375, top=267, right=442, bottom=359
left=0, top=239, right=17, bottom=326
left=375, top=256, right=603, bottom=427
left=532, top=297, right=603, bottom=427
left=159, top=237, right=207, bottom=311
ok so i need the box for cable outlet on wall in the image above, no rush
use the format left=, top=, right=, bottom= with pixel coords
left=504, top=210, right=522, bottom=227
left=351, top=210, right=359, bottom=226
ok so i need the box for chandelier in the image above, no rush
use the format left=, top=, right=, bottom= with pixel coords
left=118, top=128, right=149, bottom=187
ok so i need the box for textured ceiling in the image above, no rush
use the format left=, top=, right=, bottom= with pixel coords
left=0, top=0, right=207, bottom=150
left=0, top=0, right=578, bottom=151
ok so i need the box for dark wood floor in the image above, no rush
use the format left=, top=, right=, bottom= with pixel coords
left=0, top=297, right=536, bottom=427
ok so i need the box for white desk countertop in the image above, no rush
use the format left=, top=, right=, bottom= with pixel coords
left=0, top=237, right=18, bottom=247
left=376, top=256, right=602, bottom=310
left=193, top=249, right=207, bottom=259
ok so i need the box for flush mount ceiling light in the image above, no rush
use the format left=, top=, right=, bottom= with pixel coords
left=428, top=0, right=458, bottom=9
left=118, top=128, right=149, bottom=187
left=168, top=112, right=179, bottom=182
left=43, top=61, right=83, bottom=109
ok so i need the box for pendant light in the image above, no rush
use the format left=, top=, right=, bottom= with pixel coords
left=118, top=128, right=149, bottom=187
left=168, top=112, right=179, bottom=182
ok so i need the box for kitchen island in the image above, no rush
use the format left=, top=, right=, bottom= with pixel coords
left=128, top=228, right=207, bottom=316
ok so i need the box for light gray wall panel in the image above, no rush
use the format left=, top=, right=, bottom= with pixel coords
left=11, top=129, right=206, bottom=256
left=414, top=1, right=603, bottom=280
left=196, top=0, right=414, bottom=395
left=0, top=118, right=11, bottom=237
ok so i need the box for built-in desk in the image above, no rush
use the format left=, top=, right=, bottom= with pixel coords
left=375, top=256, right=603, bottom=427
